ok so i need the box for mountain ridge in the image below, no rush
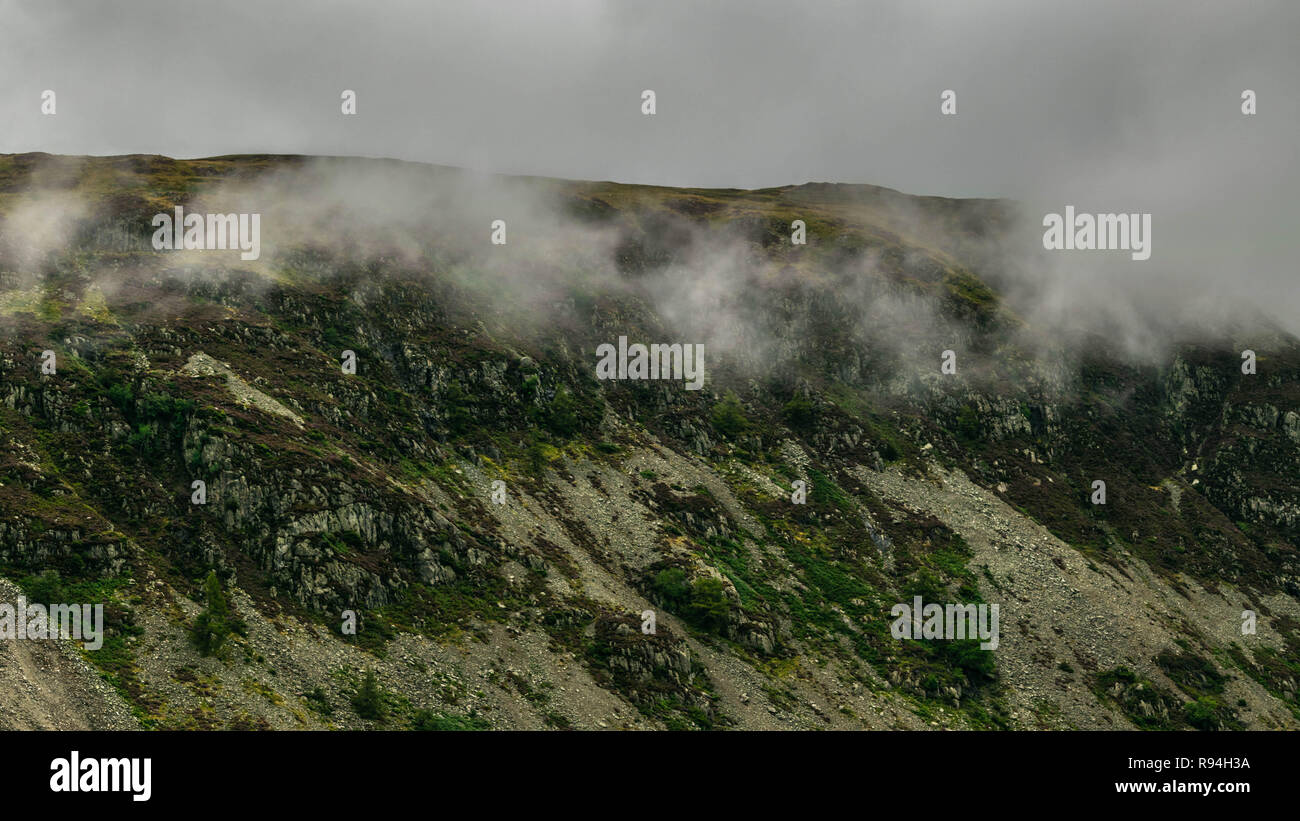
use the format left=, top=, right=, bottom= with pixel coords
left=0, top=151, right=1296, bottom=730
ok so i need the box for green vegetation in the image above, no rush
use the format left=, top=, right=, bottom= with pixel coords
left=9, top=568, right=153, bottom=726
left=650, top=568, right=732, bottom=632
left=410, top=709, right=490, bottom=730
left=191, top=571, right=242, bottom=657
left=1228, top=644, right=1300, bottom=720
left=781, top=395, right=816, bottom=430
left=710, top=392, right=750, bottom=439
left=351, top=669, right=386, bottom=721
left=303, top=686, right=334, bottom=717
left=1093, top=662, right=1241, bottom=731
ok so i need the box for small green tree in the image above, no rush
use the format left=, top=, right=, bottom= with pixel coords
left=710, top=392, right=750, bottom=439
left=686, top=577, right=732, bottom=631
left=24, top=569, right=64, bottom=604
left=650, top=567, right=690, bottom=610
left=191, top=571, right=233, bottom=656
left=527, top=439, right=548, bottom=477
left=1184, top=696, right=1224, bottom=730
left=781, top=395, right=816, bottom=430
left=443, top=383, right=476, bottom=436
left=545, top=387, right=581, bottom=438
left=954, top=405, right=981, bottom=442
left=942, top=639, right=998, bottom=684
left=352, top=668, right=386, bottom=721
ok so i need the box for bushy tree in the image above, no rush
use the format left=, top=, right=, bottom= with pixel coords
left=651, top=567, right=690, bottom=609
left=781, top=395, right=816, bottom=430
left=686, top=577, right=732, bottom=630
left=710, top=392, right=750, bottom=438
left=191, top=571, right=233, bottom=656
left=545, top=387, right=581, bottom=438
left=352, top=668, right=386, bottom=721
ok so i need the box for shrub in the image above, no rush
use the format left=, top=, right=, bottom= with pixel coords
left=686, top=577, right=731, bottom=630
left=651, top=569, right=733, bottom=632
left=442, top=383, right=477, bottom=436
left=545, top=387, right=581, bottom=438
left=106, top=381, right=134, bottom=415
left=190, top=571, right=241, bottom=656
left=1184, top=696, right=1220, bottom=730
left=527, top=440, right=548, bottom=477
left=710, top=392, right=749, bottom=439
left=955, top=405, right=981, bottom=441
left=411, top=709, right=489, bottom=731
left=23, top=569, right=64, bottom=604
left=781, top=395, right=816, bottom=430
left=941, top=639, right=998, bottom=684
left=351, top=668, right=386, bottom=721
left=303, top=686, right=334, bottom=717
left=651, top=567, right=690, bottom=609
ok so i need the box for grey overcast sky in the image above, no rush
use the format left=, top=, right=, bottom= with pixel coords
left=1, top=0, right=1297, bottom=328
left=0, top=0, right=1294, bottom=194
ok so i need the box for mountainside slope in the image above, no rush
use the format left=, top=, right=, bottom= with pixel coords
left=0, top=152, right=1296, bottom=730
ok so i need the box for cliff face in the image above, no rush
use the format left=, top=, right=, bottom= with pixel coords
left=0, top=152, right=1296, bottom=730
